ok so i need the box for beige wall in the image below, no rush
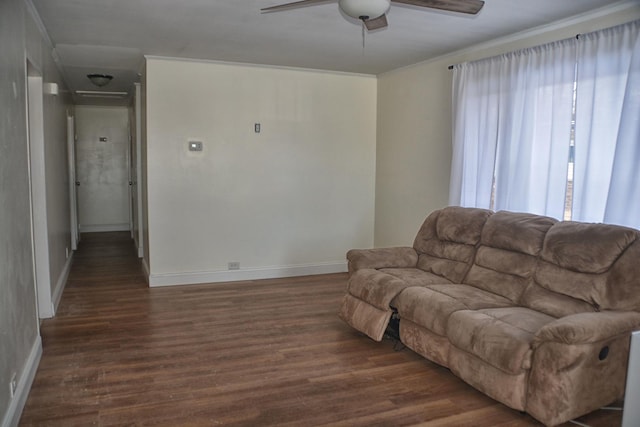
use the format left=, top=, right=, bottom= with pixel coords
left=0, top=0, right=38, bottom=421
left=1, top=0, right=72, bottom=423
left=145, top=58, right=377, bottom=285
left=374, top=4, right=640, bottom=247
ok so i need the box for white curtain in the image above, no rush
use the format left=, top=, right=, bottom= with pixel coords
left=450, top=57, right=502, bottom=209
left=572, top=21, right=640, bottom=228
left=450, top=20, right=640, bottom=226
left=450, top=39, right=577, bottom=218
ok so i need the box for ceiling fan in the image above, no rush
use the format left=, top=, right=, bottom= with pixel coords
left=261, top=0, right=485, bottom=31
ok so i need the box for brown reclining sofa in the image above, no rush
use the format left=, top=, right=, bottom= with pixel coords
left=339, top=206, right=640, bottom=426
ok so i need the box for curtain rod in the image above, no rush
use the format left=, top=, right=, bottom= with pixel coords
left=447, top=33, right=583, bottom=70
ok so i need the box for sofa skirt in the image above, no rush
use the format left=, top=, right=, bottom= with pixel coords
left=448, top=346, right=528, bottom=412
left=399, top=319, right=451, bottom=368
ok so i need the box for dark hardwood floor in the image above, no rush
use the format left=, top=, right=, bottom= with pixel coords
left=20, top=232, right=622, bottom=426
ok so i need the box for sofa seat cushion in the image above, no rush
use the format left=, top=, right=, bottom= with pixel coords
left=394, top=285, right=514, bottom=336
left=347, top=269, right=416, bottom=311
left=447, top=307, right=556, bottom=375
left=378, top=268, right=453, bottom=287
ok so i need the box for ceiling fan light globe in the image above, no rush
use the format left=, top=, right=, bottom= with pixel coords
left=87, top=73, right=113, bottom=87
left=338, top=0, right=390, bottom=20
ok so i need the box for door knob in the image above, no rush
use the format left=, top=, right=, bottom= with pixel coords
left=75, top=181, right=80, bottom=186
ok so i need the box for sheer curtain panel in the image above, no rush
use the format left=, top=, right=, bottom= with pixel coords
left=572, top=21, right=640, bottom=228
left=450, top=39, right=577, bottom=218
left=450, top=58, right=503, bottom=209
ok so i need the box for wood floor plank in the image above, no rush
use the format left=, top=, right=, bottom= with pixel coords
left=19, top=232, right=622, bottom=426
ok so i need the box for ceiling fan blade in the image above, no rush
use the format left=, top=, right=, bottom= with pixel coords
left=391, top=0, right=484, bottom=15
left=261, top=0, right=332, bottom=13
left=364, top=14, right=388, bottom=31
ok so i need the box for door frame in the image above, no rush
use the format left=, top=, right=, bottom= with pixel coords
left=134, top=83, right=144, bottom=258
left=67, top=114, right=79, bottom=250
left=26, top=65, right=53, bottom=318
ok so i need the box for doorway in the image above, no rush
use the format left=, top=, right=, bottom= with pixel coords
left=74, top=106, right=131, bottom=233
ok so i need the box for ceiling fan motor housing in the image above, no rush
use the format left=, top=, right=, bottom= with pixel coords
left=338, top=0, right=390, bottom=20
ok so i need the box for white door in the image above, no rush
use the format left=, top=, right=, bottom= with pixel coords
left=75, top=106, right=131, bottom=233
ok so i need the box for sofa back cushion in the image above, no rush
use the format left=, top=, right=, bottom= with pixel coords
left=519, top=281, right=597, bottom=318
left=464, top=211, right=557, bottom=302
left=413, top=206, right=492, bottom=283
left=534, top=221, right=640, bottom=311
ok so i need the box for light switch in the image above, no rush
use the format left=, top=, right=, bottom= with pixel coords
left=255, top=123, right=261, bottom=133
left=188, top=141, right=203, bottom=151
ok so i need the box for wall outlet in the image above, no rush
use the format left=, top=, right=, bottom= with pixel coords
left=9, top=373, right=17, bottom=398
left=228, top=262, right=240, bottom=270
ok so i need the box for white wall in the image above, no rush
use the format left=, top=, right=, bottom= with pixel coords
left=145, top=58, right=377, bottom=285
left=1, top=0, right=72, bottom=424
left=374, top=3, right=640, bottom=247
left=375, top=63, right=453, bottom=247
left=39, top=52, right=74, bottom=317
left=75, top=106, right=130, bottom=232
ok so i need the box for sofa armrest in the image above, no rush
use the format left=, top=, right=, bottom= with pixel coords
left=346, top=247, right=418, bottom=275
left=533, top=311, right=640, bottom=346
left=528, top=311, right=640, bottom=425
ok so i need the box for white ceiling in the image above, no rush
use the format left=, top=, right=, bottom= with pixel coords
left=30, top=0, right=628, bottom=105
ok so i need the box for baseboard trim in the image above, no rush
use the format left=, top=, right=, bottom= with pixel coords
left=1, top=337, right=42, bottom=427
left=52, top=252, right=73, bottom=314
left=79, top=223, right=130, bottom=233
left=148, top=261, right=348, bottom=287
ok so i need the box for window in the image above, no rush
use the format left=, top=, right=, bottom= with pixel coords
left=450, top=20, right=640, bottom=229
